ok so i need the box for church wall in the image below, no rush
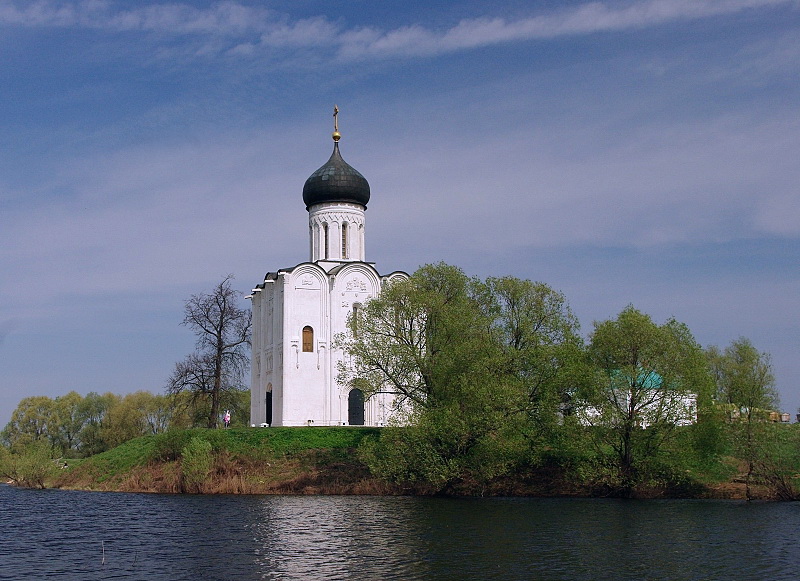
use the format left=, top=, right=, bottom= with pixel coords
left=250, top=288, right=262, bottom=425
left=271, top=281, right=284, bottom=426
left=280, top=266, right=329, bottom=426
left=250, top=280, right=280, bottom=427
left=329, top=264, right=383, bottom=425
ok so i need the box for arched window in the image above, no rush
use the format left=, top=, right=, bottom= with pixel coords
left=341, top=222, right=348, bottom=259
left=348, top=388, right=365, bottom=426
left=323, top=223, right=329, bottom=259
left=302, top=326, right=314, bottom=352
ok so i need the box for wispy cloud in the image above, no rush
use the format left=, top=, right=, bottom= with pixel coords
left=2, top=0, right=795, bottom=60
left=338, top=0, right=796, bottom=59
left=0, top=1, right=271, bottom=34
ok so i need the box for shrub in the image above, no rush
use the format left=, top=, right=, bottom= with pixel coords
left=181, top=437, right=213, bottom=493
left=0, top=442, right=60, bottom=489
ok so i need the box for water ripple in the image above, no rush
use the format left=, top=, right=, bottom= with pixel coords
left=2, top=486, right=799, bottom=580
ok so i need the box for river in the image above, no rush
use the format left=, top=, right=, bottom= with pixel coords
left=1, top=485, right=799, bottom=580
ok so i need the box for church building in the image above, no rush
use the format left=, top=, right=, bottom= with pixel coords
left=248, top=110, right=407, bottom=427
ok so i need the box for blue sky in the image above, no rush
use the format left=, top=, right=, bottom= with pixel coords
left=1, top=0, right=798, bottom=427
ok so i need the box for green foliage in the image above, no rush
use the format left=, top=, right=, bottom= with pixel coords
left=0, top=441, right=60, bottom=488
left=2, top=395, right=54, bottom=450
left=337, top=262, right=492, bottom=410
left=181, top=437, right=214, bottom=493
left=2, top=391, right=182, bottom=459
left=76, top=392, right=118, bottom=456
left=584, top=306, right=712, bottom=494
left=67, top=427, right=379, bottom=488
left=708, top=338, right=778, bottom=412
left=151, top=429, right=226, bottom=462
left=50, top=391, right=85, bottom=457
left=339, top=263, right=588, bottom=491
left=707, top=338, right=781, bottom=499
left=751, top=423, right=800, bottom=500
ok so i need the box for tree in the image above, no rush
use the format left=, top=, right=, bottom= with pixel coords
left=482, top=276, right=587, bottom=433
left=0, top=441, right=59, bottom=489
left=339, top=263, right=586, bottom=491
left=1, top=396, right=54, bottom=450
left=167, top=275, right=251, bottom=428
left=707, top=337, right=780, bottom=499
left=77, top=392, right=118, bottom=456
left=586, top=306, right=711, bottom=493
left=337, top=263, right=495, bottom=414
left=708, top=337, right=777, bottom=414
left=99, top=391, right=175, bottom=449
left=50, top=391, right=85, bottom=456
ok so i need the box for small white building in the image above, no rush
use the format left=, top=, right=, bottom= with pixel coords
left=249, top=118, right=407, bottom=427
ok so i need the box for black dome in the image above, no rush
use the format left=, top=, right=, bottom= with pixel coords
left=302, top=142, right=370, bottom=209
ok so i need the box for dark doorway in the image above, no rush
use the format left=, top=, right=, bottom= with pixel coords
left=265, top=391, right=272, bottom=426
left=348, top=389, right=365, bottom=426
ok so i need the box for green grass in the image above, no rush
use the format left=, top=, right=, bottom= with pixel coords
left=67, top=426, right=381, bottom=484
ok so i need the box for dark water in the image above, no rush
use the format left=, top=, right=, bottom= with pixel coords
left=1, top=485, right=799, bottom=580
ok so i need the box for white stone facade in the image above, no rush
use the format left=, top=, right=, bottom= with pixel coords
left=249, top=140, right=407, bottom=427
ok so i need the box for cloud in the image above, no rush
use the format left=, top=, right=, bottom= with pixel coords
left=0, top=0, right=271, bottom=34
left=357, top=103, right=800, bottom=268
left=338, top=0, right=797, bottom=59
left=2, top=0, right=795, bottom=60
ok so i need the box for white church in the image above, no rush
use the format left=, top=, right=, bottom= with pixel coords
left=248, top=111, right=407, bottom=427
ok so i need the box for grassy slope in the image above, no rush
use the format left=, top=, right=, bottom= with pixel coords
left=53, top=425, right=794, bottom=499
left=56, top=427, right=392, bottom=494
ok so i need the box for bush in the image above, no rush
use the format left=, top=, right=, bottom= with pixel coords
left=181, top=437, right=214, bottom=493
left=151, top=430, right=194, bottom=462
left=0, top=442, right=60, bottom=488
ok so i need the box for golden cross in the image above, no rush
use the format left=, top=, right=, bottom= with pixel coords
left=333, top=105, right=339, bottom=133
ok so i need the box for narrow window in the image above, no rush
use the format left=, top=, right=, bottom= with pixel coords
left=352, top=303, right=361, bottom=337
left=302, top=326, right=314, bottom=352
left=341, top=222, right=348, bottom=259
left=265, top=384, right=273, bottom=426
left=323, top=223, right=329, bottom=259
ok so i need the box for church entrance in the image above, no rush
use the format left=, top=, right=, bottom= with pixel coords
left=265, top=391, right=272, bottom=426
left=348, top=389, right=365, bottom=426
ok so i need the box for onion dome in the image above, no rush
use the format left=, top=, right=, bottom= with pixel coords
left=302, top=141, right=370, bottom=209
left=302, top=108, right=370, bottom=209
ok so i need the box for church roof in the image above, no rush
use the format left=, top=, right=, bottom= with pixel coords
left=302, top=141, right=370, bottom=209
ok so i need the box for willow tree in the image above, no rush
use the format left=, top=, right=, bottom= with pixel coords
left=482, top=276, right=587, bottom=434
left=587, top=306, right=711, bottom=493
left=336, top=262, right=495, bottom=413
left=708, top=338, right=780, bottom=499
left=167, top=275, right=251, bottom=429
left=337, top=263, right=520, bottom=489
left=337, top=263, right=586, bottom=490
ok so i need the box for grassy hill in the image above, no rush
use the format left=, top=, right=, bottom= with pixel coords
left=56, top=427, right=396, bottom=494
left=48, top=424, right=798, bottom=499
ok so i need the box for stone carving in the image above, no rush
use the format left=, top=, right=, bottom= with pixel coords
left=309, top=213, right=364, bottom=228
left=345, top=278, right=368, bottom=292
left=296, top=274, right=320, bottom=289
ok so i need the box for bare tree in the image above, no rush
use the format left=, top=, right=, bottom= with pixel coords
left=167, top=275, right=251, bottom=428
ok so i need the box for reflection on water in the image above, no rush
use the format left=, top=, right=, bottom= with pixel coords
left=2, top=484, right=800, bottom=580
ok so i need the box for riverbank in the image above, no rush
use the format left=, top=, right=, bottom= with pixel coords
left=52, top=427, right=778, bottom=499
